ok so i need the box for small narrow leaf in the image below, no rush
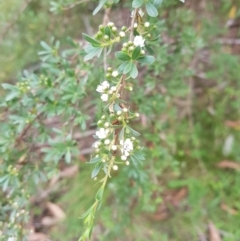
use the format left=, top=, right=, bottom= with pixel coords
left=146, top=2, right=158, bottom=17
left=93, top=0, right=107, bottom=15
left=91, top=164, right=102, bottom=178
left=132, top=0, right=144, bottom=8
left=137, top=55, right=155, bottom=64
left=115, top=51, right=131, bottom=61
left=130, top=64, right=138, bottom=79
left=154, top=0, right=163, bottom=7
left=65, top=149, right=71, bottom=163
left=118, top=62, right=128, bottom=73
left=40, top=41, right=52, bottom=51
left=123, top=61, right=133, bottom=74
left=95, top=186, right=104, bottom=201
left=89, top=156, right=101, bottom=164
left=145, top=44, right=155, bottom=55
left=84, top=48, right=102, bottom=61
left=132, top=46, right=141, bottom=60
left=82, top=33, right=101, bottom=46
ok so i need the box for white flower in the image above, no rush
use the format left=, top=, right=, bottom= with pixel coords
left=134, top=23, right=138, bottom=28
left=133, top=36, right=145, bottom=47
left=117, top=111, right=122, bottom=116
left=101, top=93, right=109, bottom=101
left=96, top=81, right=110, bottom=93
left=144, top=22, right=150, bottom=28
left=112, top=71, right=119, bottom=77
left=135, top=113, right=140, bottom=117
left=119, top=31, right=126, bottom=38
left=131, top=8, right=144, bottom=18
left=113, top=165, right=118, bottom=170
left=123, top=108, right=128, bottom=112
left=120, top=138, right=134, bottom=156
left=179, top=0, right=184, bottom=2
left=96, top=128, right=109, bottom=139
left=126, top=161, right=130, bottom=165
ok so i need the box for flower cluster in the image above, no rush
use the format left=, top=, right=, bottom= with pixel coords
left=96, top=80, right=120, bottom=102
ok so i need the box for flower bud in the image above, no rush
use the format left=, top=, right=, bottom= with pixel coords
left=134, top=23, right=138, bottom=28
left=121, top=155, right=127, bottom=161
left=113, top=165, right=118, bottom=170
left=129, top=46, right=134, bottom=51
left=123, top=108, right=128, bottom=112
left=135, top=113, right=140, bottom=118
left=117, top=111, right=122, bottom=115
left=111, top=145, right=117, bottom=151
left=119, top=31, right=126, bottom=38
left=104, top=122, right=110, bottom=128
left=112, top=26, right=117, bottom=32
left=104, top=139, right=110, bottom=145
left=144, top=22, right=150, bottom=28
left=126, top=161, right=130, bottom=165
left=108, top=22, right=114, bottom=27
left=104, top=35, right=109, bottom=40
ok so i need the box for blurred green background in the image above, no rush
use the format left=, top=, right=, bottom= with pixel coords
left=1, top=0, right=240, bottom=240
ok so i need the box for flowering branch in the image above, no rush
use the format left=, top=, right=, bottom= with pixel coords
left=79, top=0, right=184, bottom=240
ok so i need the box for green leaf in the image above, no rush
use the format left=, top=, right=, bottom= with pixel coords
left=115, top=51, right=131, bottom=61
left=146, top=2, right=158, bottom=17
left=82, top=33, right=101, bottom=46
left=95, top=186, right=104, bottom=201
left=132, top=0, right=144, bottom=8
left=124, top=61, right=133, bottom=74
left=80, top=206, right=93, bottom=219
left=130, top=64, right=138, bottom=78
left=145, top=44, right=155, bottom=55
left=113, top=103, right=122, bottom=112
left=84, top=47, right=102, bottom=61
left=93, top=0, right=107, bottom=15
left=40, top=41, right=52, bottom=51
left=137, top=55, right=155, bottom=64
left=127, top=127, right=141, bottom=136
left=154, top=0, right=163, bottom=7
left=132, top=46, right=141, bottom=60
left=91, top=164, right=102, bottom=178
left=89, top=156, right=101, bottom=164
left=65, top=149, right=71, bottom=163
left=118, top=61, right=128, bottom=73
